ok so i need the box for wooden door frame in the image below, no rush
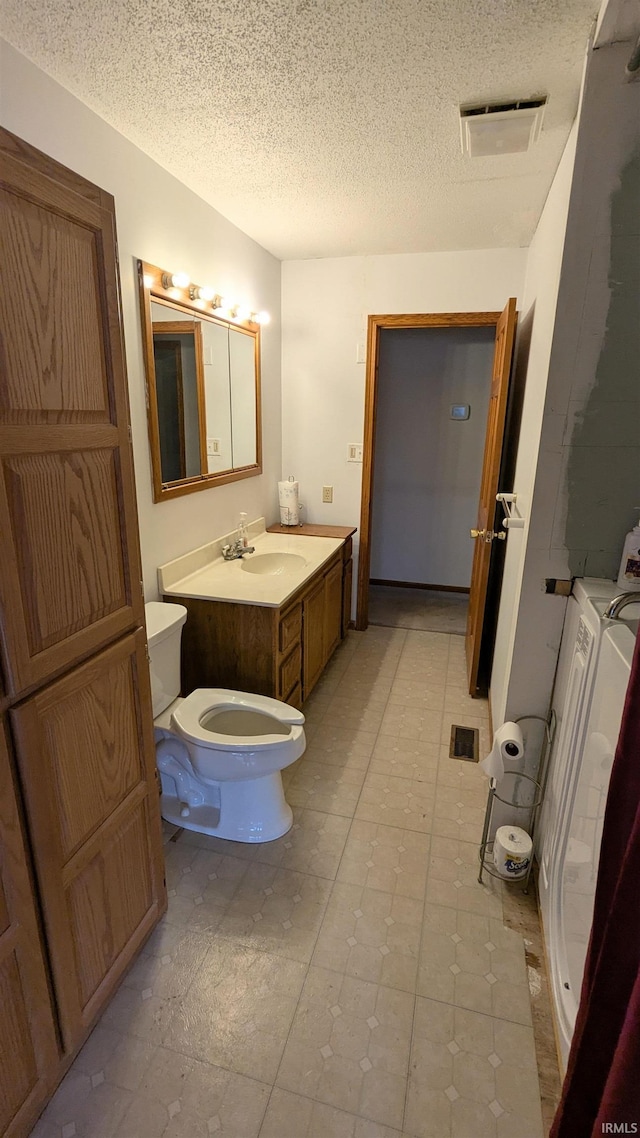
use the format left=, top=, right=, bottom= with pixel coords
left=356, top=311, right=503, bottom=630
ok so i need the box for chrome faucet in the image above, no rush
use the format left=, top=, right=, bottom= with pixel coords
left=603, top=592, right=640, bottom=619
left=221, top=538, right=255, bottom=560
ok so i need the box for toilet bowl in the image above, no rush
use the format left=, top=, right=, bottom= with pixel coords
left=145, top=601, right=305, bottom=842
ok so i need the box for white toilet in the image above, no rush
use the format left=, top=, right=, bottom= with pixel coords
left=145, top=601, right=305, bottom=842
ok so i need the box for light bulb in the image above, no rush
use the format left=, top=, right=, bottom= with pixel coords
left=191, top=284, right=215, bottom=301
left=143, top=273, right=154, bottom=289
left=235, top=304, right=251, bottom=322
left=255, top=311, right=271, bottom=325
left=171, top=271, right=190, bottom=289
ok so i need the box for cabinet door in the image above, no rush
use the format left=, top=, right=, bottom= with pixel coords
left=0, top=721, right=59, bottom=1138
left=0, top=128, right=144, bottom=695
left=10, top=630, right=166, bottom=1053
left=302, top=578, right=326, bottom=699
left=342, top=555, right=353, bottom=639
left=323, top=560, right=343, bottom=663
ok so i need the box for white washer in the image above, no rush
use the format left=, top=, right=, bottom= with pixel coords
left=538, top=578, right=639, bottom=1067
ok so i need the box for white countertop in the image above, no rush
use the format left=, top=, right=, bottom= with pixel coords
left=158, top=527, right=344, bottom=608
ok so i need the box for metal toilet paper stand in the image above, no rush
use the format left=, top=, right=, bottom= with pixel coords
left=478, top=714, right=553, bottom=893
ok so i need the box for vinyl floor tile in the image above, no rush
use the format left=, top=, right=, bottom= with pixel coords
left=312, top=883, right=423, bottom=992
left=336, top=820, right=430, bottom=900
left=370, top=736, right=440, bottom=782
left=287, top=760, right=366, bottom=817
left=164, top=942, right=306, bottom=1083
left=356, top=771, right=435, bottom=833
left=215, top=863, right=333, bottom=963
left=276, top=966, right=414, bottom=1129
left=259, top=1087, right=404, bottom=1138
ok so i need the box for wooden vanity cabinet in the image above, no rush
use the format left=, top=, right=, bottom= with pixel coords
left=0, top=127, right=165, bottom=1134
left=176, top=534, right=354, bottom=707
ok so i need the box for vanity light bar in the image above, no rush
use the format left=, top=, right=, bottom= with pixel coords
left=155, top=270, right=269, bottom=325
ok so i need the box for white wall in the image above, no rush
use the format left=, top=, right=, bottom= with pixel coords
left=492, top=38, right=640, bottom=735
left=0, top=40, right=282, bottom=599
left=370, top=327, right=494, bottom=587
left=490, top=122, right=579, bottom=728
left=281, top=249, right=527, bottom=595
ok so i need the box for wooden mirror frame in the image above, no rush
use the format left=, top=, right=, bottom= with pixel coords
left=138, top=260, right=262, bottom=502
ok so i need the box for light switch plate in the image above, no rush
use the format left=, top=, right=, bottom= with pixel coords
left=348, top=444, right=363, bottom=462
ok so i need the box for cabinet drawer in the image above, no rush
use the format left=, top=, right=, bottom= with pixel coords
left=279, top=643, right=302, bottom=699
left=279, top=604, right=302, bottom=654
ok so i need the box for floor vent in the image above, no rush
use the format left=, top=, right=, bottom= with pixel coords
left=449, top=725, right=480, bottom=762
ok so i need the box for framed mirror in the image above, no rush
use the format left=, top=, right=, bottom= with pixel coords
left=138, top=261, right=262, bottom=502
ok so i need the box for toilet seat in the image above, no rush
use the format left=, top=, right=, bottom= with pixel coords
left=171, top=688, right=305, bottom=751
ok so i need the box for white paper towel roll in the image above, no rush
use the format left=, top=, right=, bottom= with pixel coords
left=493, top=825, right=532, bottom=878
left=480, top=721, right=524, bottom=783
left=278, top=479, right=299, bottom=525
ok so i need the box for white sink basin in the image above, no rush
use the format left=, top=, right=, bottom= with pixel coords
left=241, top=552, right=306, bottom=576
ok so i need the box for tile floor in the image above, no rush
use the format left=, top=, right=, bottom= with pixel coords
left=32, top=627, right=550, bottom=1138
left=368, top=586, right=469, bottom=636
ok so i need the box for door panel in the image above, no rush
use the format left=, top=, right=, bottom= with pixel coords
left=0, top=128, right=144, bottom=695
left=10, top=631, right=166, bottom=1051
left=3, top=447, right=128, bottom=657
left=67, top=801, right=154, bottom=1008
left=303, top=579, right=325, bottom=699
left=466, top=298, right=517, bottom=696
left=323, top=560, right=343, bottom=662
left=0, top=722, right=59, bottom=1137
left=0, top=187, right=111, bottom=421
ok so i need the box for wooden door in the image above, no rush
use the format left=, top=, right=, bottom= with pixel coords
left=10, top=631, right=166, bottom=1052
left=0, top=721, right=59, bottom=1137
left=0, top=127, right=144, bottom=697
left=303, top=578, right=326, bottom=699
left=356, top=311, right=506, bottom=631
left=465, top=298, right=518, bottom=696
left=323, top=559, right=343, bottom=662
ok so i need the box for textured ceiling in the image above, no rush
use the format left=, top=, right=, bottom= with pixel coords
left=1, top=0, right=599, bottom=259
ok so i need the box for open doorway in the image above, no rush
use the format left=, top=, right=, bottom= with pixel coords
left=368, top=323, right=496, bottom=635
left=357, top=304, right=517, bottom=696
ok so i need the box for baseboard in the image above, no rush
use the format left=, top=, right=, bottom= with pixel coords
left=369, top=579, right=470, bottom=595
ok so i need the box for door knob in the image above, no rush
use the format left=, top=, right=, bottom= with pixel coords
left=470, top=527, right=507, bottom=543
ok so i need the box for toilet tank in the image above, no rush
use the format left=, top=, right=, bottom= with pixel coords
left=145, top=601, right=187, bottom=717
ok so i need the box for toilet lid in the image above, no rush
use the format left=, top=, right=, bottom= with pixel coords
left=172, top=688, right=305, bottom=751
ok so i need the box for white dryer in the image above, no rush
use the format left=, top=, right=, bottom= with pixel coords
left=538, top=578, right=639, bottom=1068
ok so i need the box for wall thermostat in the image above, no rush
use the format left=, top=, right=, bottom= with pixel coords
left=450, top=404, right=470, bottom=420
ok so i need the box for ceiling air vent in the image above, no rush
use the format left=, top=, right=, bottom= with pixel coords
left=459, top=97, right=547, bottom=157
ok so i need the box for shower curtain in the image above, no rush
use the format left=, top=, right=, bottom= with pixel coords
left=551, top=626, right=640, bottom=1136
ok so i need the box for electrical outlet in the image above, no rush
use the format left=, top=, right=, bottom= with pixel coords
left=322, top=485, right=333, bottom=503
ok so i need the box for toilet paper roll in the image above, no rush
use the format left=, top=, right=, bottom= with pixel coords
left=480, top=721, right=525, bottom=783
left=278, top=479, right=299, bottom=525
left=493, top=825, right=532, bottom=879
